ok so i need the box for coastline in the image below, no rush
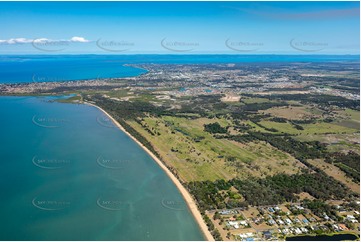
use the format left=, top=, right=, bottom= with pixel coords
left=84, top=101, right=214, bottom=241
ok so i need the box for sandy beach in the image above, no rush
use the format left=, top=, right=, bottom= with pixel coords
left=84, top=102, right=214, bottom=241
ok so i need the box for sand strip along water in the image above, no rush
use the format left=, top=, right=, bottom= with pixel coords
left=84, top=102, right=214, bottom=241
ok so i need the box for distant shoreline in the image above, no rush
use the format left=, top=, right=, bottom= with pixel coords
left=83, top=101, right=214, bottom=241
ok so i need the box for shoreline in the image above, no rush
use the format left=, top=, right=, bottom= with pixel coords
left=84, top=101, right=214, bottom=241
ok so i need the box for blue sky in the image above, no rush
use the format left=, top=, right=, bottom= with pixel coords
left=0, top=1, right=359, bottom=54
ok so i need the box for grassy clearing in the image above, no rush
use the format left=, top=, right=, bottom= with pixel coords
left=243, top=120, right=272, bottom=133
left=258, top=120, right=357, bottom=135
left=295, top=133, right=359, bottom=144
left=335, top=120, right=360, bottom=130
left=241, top=97, right=272, bottom=104
left=262, top=106, right=320, bottom=120
left=302, top=122, right=358, bottom=134
left=258, top=120, right=300, bottom=134
left=326, top=142, right=360, bottom=153
left=126, top=115, right=305, bottom=182
left=306, top=106, right=324, bottom=115
left=295, top=133, right=360, bottom=154
left=344, top=109, right=360, bottom=122
left=333, top=109, right=360, bottom=130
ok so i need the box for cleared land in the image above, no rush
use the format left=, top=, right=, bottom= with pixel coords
left=262, top=106, right=321, bottom=120
left=127, top=115, right=306, bottom=182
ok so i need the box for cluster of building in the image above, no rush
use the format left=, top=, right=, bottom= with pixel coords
left=208, top=201, right=360, bottom=241
left=311, top=86, right=360, bottom=100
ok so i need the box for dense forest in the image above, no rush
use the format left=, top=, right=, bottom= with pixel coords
left=204, top=122, right=228, bottom=134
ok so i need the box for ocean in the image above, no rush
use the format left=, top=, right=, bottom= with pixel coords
left=0, top=96, right=205, bottom=240
left=0, top=54, right=359, bottom=84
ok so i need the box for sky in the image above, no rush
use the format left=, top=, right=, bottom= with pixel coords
left=0, top=1, right=359, bottom=54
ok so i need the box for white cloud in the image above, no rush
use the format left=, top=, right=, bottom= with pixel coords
left=33, top=38, right=51, bottom=44
left=70, top=36, right=90, bottom=43
left=0, top=38, right=33, bottom=44
left=0, top=36, right=90, bottom=44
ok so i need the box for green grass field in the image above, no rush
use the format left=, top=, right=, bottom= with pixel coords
left=127, top=115, right=304, bottom=182
left=258, top=120, right=358, bottom=135
left=258, top=121, right=301, bottom=134
left=241, top=97, right=272, bottom=104
left=344, top=108, right=360, bottom=122
left=303, top=122, right=358, bottom=134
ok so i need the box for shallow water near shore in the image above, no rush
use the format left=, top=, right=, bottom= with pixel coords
left=0, top=96, right=204, bottom=240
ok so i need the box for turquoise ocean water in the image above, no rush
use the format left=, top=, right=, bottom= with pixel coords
left=0, top=96, right=204, bottom=240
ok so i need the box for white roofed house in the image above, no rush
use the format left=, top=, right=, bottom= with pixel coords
left=333, top=224, right=340, bottom=231
left=268, top=219, right=276, bottom=225
left=228, top=221, right=240, bottom=229
left=239, top=220, right=249, bottom=226
left=346, top=215, right=358, bottom=223
left=285, top=218, right=292, bottom=225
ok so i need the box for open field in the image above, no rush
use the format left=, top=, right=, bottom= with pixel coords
left=126, top=115, right=306, bottom=182
left=295, top=133, right=360, bottom=153
left=258, top=120, right=358, bottom=135
left=340, top=109, right=360, bottom=122
left=303, top=122, right=358, bottom=134
left=242, top=97, right=274, bottom=104
left=262, top=106, right=321, bottom=120
left=258, top=121, right=300, bottom=134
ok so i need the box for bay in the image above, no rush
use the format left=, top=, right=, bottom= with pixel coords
left=0, top=96, right=204, bottom=240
